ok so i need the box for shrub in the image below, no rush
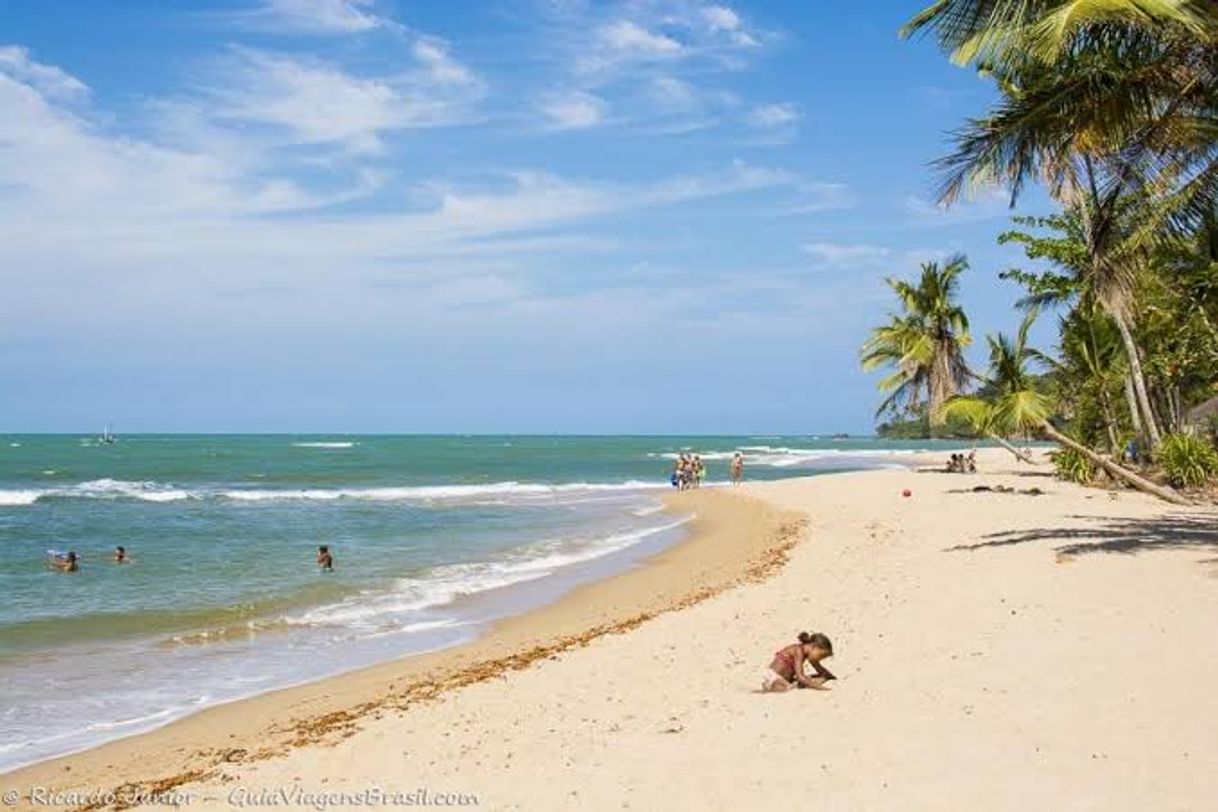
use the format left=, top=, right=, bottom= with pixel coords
left=1051, top=447, right=1095, bottom=484
left=1159, top=433, right=1218, bottom=489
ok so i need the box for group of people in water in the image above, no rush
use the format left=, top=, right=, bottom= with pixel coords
left=49, top=544, right=334, bottom=573
left=48, top=545, right=129, bottom=572
left=670, top=451, right=746, bottom=489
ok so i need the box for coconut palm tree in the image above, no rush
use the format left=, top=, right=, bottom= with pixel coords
left=861, top=255, right=973, bottom=433
left=902, top=1, right=1218, bottom=448
left=942, top=312, right=1188, bottom=503
left=998, top=196, right=1164, bottom=447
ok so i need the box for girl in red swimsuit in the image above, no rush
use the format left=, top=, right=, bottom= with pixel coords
left=763, top=632, right=835, bottom=692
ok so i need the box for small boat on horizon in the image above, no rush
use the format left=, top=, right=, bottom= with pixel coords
left=100, top=424, right=116, bottom=445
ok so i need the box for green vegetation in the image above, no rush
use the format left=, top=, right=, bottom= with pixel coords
left=862, top=1, right=1218, bottom=503
left=1050, top=448, right=1095, bottom=485
left=1158, top=434, right=1218, bottom=489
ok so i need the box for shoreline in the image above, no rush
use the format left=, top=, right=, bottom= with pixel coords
left=2, top=488, right=806, bottom=806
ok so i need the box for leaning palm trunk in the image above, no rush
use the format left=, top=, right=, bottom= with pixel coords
left=988, top=433, right=1034, bottom=463
left=1112, top=311, right=1162, bottom=449
left=1039, top=423, right=1188, bottom=505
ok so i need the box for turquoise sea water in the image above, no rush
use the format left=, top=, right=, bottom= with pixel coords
left=0, top=434, right=958, bottom=772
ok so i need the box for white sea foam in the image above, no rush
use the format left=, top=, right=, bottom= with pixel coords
left=649, top=446, right=919, bottom=468
left=287, top=516, right=691, bottom=630
left=631, top=502, right=666, bottom=517
left=292, top=442, right=357, bottom=448
left=0, top=479, right=192, bottom=506
left=72, top=479, right=193, bottom=502
left=2, top=478, right=665, bottom=507
left=0, top=490, right=42, bottom=506
left=221, top=480, right=664, bottom=503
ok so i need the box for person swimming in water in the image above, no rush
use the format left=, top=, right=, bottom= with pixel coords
left=114, top=546, right=129, bottom=563
left=762, top=631, right=835, bottom=692
left=51, top=551, right=79, bottom=573
left=317, top=545, right=333, bottom=572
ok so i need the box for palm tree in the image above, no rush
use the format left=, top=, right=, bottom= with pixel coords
left=902, top=1, right=1218, bottom=448
left=999, top=196, right=1164, bottom=447
left=861, top=255, right=973, bottom=433
left=942, top=312, right=1188, bottom=503
left=1055, top=307, right=1128, bottom=452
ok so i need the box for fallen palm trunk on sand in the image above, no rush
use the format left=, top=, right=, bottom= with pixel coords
left=1038, top=423, right=1189, bottom=506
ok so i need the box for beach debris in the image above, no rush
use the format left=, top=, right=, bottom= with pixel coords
left=967, top=485, right=1048, bottom=496
left=658, top=718, right=684, bottom=734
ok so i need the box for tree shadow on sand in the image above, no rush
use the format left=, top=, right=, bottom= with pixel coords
left=946, top=513, right=1218, bottom=559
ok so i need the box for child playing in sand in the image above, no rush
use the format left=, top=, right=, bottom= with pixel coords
left=763, top=632, right=835, bottom=692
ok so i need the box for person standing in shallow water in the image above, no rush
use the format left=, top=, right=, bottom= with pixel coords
left=730, top=452, right=744, bottom=485
left=317, top=545, right=333, bottom=572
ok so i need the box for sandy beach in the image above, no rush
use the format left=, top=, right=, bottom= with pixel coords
left=5, top=449, right=1217, bottom=811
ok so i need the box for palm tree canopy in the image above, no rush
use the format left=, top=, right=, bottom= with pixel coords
left=902, top=0, right=1209, bottom=68
left=942, top=310, right=1056, bottom=435
left=860, top=255, right=973, bottom=423
left=904, top=0, right=1218, bottom=232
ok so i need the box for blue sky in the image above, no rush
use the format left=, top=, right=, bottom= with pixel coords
left=1, top=0, right=1050, bottom=433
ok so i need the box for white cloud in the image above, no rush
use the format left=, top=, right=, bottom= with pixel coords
left=1, top=34, right=839, bottom=390
left=412, top=38, right=476, bottom=86
left=538, top=90, right=608, bottom=130
left=905, top=188, right=1011, bottom=224
left=207, top=48, right=482, bottom=152
left=600, top=21, right=684, bottom=57
left=0, top=46, right=88, bottom=99
left=698, top=4, right=758, bottom=46
left=803, top=243, right=892, bottom=270
left=770, top=182, right=855, bottom=215
left=0, top=52, right=800, bottom=293
left=746, top=102, right=801, bottom=129
left=0, top=61, right=373, bottom=226
left=701, top=5, right=742, bottom=32
left=647, top=76, right=698, bottom=110
left=532, top=3, right=772, bottom=136
left=741, top=102, right=802, bottom=145
left=252, top=0, right=385, bottom=33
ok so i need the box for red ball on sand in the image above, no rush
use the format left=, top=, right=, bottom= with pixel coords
left=902, top=489, right=912, bottom=498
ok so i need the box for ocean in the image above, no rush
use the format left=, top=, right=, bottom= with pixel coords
left=0, top=434, right=951, bottom=772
